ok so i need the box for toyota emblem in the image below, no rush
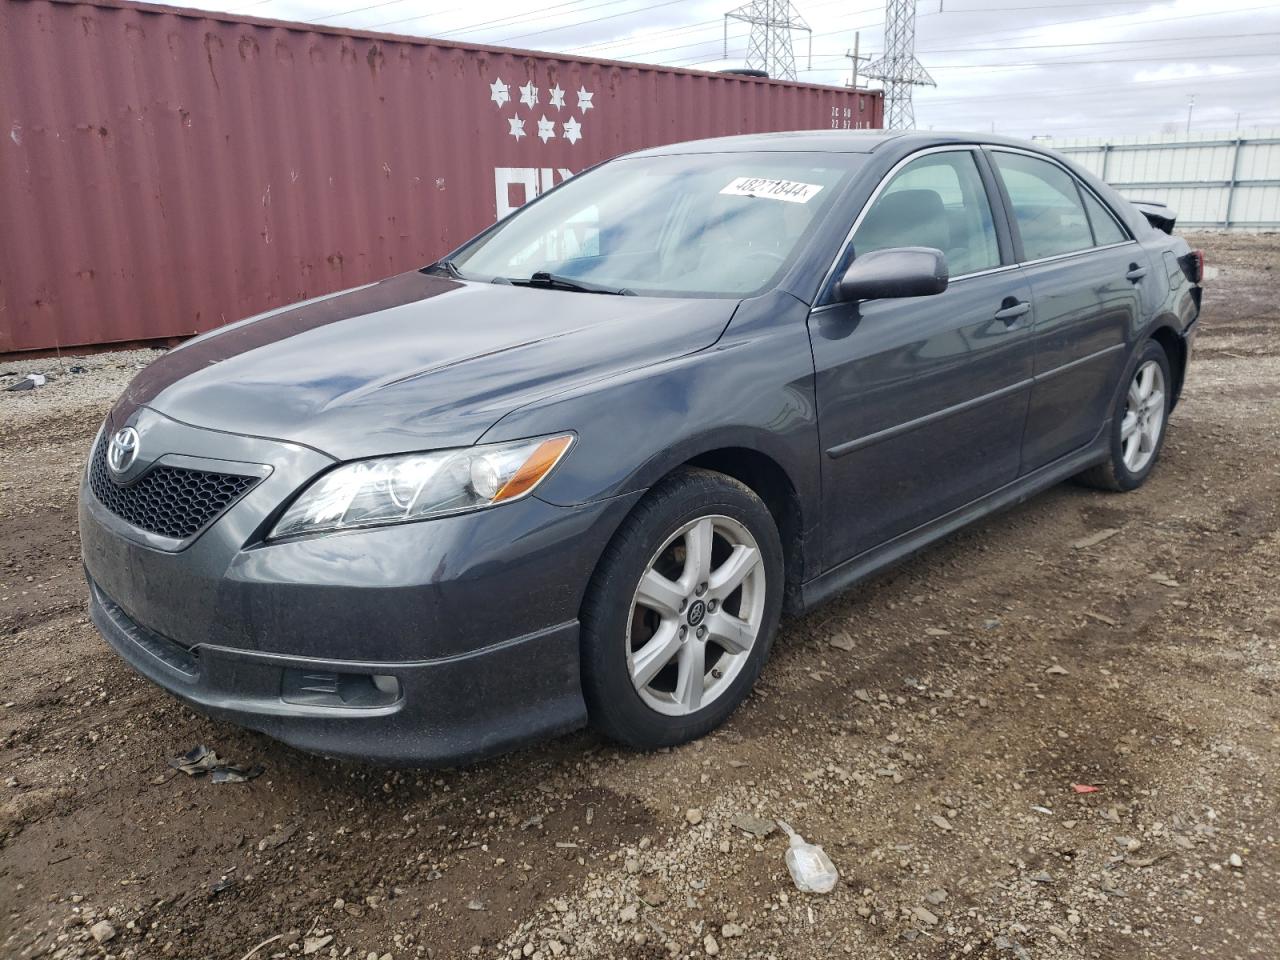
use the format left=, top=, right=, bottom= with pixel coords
left=107, top=426, right=140, bottom=474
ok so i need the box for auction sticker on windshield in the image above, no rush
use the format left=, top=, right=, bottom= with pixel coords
left=720, top=177, right=824, bottom=204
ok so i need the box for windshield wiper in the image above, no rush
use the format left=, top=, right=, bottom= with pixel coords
left=424, top=259, right=465, bottom=279
left=514, top=272, right=635, bottom=296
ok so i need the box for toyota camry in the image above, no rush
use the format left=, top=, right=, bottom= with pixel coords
left=80, top=131, right=1203, bottom=764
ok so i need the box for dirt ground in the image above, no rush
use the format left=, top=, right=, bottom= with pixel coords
left=1, top=233, right=1277, bottom=960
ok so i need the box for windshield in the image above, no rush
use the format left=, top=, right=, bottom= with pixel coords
left=449, top=152, right=862, bottom=298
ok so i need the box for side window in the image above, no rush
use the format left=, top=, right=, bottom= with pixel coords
left=1081, top=189, right=1128, bottom=245
left=853, top=151, right=1001, bottom=276
left=992, top=151, right=1093, bottom=260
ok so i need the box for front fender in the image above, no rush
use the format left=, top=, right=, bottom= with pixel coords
left=479, top=289, right=821, bottom=551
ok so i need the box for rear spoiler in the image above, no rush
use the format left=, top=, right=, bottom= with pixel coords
left=1132, top=200, right=1176, bottom=234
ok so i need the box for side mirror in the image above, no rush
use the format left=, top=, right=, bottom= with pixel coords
left=835, top=246, right=949, bottom=302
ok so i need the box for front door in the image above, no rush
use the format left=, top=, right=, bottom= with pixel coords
left=809, top=147, right=1036, bottom=569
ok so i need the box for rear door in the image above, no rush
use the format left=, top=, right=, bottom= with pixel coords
left=987, top=149, right=1146, bottom=472
left=809, top=147, right=1036, bottom=568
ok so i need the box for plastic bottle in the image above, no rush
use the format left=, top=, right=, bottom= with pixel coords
left=776, top=819, right=839, bottom=893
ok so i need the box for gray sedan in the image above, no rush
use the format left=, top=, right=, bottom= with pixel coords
left=80, top=131, right=1203, bottom=764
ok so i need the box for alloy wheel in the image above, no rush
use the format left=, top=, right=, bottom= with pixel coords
left=626, top=515, right=767, bottom=717
left=1121, top=359, right=1167, bottom=473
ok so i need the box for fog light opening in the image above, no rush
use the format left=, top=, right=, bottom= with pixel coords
left=281, top=668, right=402, bottom=708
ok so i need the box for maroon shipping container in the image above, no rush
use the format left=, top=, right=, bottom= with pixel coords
left=0, top=0, right=882, bottom=354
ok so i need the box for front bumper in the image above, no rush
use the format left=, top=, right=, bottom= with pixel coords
left=88, top=575, right=584, bottom=764
left=80, top=406, right=641, bottom=765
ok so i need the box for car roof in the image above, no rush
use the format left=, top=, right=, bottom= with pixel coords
left=629, top=130, right=1049, bottom=156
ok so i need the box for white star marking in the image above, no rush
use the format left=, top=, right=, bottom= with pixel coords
left=508, top=116, right=526, bottom=140
left=519, top=81, right=539, bottom=109
left=562, top=116, right=582, bottom=145
left=536, top=116, right=556, bottom=143
left=489, top=78, right=509, bottom=108
left=549, top=84, right=566, bottom=109
left=576, top=87, right=593, bottom=112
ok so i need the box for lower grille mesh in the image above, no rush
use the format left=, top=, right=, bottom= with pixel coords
left=89, top=434, right=258, bottom=540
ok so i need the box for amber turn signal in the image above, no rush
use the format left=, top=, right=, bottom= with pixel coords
left=493, top=435, right=575, bottom=503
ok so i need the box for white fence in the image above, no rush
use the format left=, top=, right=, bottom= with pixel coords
left=1040, top=129, right=1280, bottom=231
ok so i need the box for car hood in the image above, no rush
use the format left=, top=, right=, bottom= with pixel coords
left=112, top=272, right=737, bottom=460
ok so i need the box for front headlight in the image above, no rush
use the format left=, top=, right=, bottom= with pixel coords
left=270, top=434, right=573, bottom=539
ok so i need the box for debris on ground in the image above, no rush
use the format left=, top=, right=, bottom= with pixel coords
left=168, top=745, right=221, bottom=776
left=210, top=875, right=237, bottom=896
left=828, top=632, right=856, bottom=651
left=995, top=935, right=1032, bottom=960
left=302, top=934, right=333, bottom=955
left=5, top=373, right=47, bottom=391
left=236, top=933, right=283, bottom=960
left=167, top=745, right=263, bottom=782
left=1071, top=527, right=1120, bottom=549
left=777, top=819, right=838, bottom=894
left=211, top=764, right=265, bottom=784
left=913, top=905, right=939, bottom=926
left=729, top=812, right=776, bottom=838
left=258, top=823, right=298, bottom=851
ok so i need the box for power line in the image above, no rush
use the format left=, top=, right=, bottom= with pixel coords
left=923, top=0, right=1279, bottom=47
left=578, top=18, right=723, bottom=53
left=800, top=51, right=1278, bottom=72
left=304, top=0, right=420, bottom=24
left=606, top=0, right=881, bottom=61
left=372, top=0, right=625, bottom=33
left=653, top=2, right=1279, bottom=70
left=680, top=0, right=1280, bottom=66
left=913, top=31, right=1280, bottom=56
left=306, top=0, right=1150, bottom=28
left=797, top=31, right=1280, bottom=66
left=906, top=0, right=1152, bottom=11
left=273, top=0, right=1280, bottom=91
left=916, top=64, right=1280, bottom=105
left=516, top=0, right=867, bottom=54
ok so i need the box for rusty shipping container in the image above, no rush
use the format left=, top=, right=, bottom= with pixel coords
left=0, top=0, right=883, bottom=354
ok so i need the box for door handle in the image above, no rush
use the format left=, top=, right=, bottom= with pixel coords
left=1125, top=263, right=1148, bottom=282
left=993, top=299, right=1031, bottom=325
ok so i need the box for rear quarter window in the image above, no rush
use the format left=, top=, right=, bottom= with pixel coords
left=1081, top=190, right=1129, bottom=245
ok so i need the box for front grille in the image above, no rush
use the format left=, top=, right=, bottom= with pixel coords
left=89, top=434, right=259, bottom=540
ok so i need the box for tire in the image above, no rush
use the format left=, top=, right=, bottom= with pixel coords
left=580, top=467, right=785, bottom=749
left=1075, top=338, right=1173, bottom=492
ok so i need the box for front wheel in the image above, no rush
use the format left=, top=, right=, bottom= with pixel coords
left=580, top=468, right=784, bottom=749
left=1075, top=339, right=1172, bottom=491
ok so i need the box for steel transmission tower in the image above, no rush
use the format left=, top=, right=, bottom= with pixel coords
left=724, top=1, right=811, bottom=82
left=861, top=0, right=934, bottom=129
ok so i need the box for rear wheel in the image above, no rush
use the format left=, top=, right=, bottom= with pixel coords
left=580, top=468, right=784, bottom=749
left=1076, top=339, right=1171, bottom=491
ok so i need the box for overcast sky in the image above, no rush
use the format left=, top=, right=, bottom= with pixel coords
left=199, top=0, right=1279, bottom=138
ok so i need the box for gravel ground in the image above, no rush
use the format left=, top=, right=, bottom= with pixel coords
left=1, top=233, right=1277, bottom=960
